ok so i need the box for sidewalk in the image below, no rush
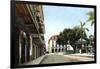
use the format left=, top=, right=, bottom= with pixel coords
left=67, top=53, right=94, bottom=58
left=21, top=55, right=46, bottom=65
left=64, top=53, right=94, bottom=61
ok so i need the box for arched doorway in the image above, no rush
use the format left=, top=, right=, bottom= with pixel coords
left=19, top=31, right=27, bottom=64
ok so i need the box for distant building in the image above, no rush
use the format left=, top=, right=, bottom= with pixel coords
left=12, top=3, right=46, bottom=67
left=88, top=35, right=94, bottom=54
left=48, top=35, right=74, bottom=54
left=48, top=35, right=58, bottom=53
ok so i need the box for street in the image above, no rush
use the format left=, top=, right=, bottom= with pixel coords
left=40, top=53, right=94, bottom=64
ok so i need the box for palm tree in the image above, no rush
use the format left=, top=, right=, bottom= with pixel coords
left=86, top=11, right=94, bottom=26
left=80, top=21, right=89, bottom=40
left=73, top=22, right=89, bottom=44
left=79, top=21, right=89, bottom=53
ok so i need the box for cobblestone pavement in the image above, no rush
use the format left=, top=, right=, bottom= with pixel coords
left=40, top=54, right=94, bottom=64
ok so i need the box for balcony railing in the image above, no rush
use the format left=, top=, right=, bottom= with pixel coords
left=31, top=33, right=45, bottom=45
left=26, top=4, right=40, bottom=34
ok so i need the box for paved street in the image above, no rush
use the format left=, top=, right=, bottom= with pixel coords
left=40, top=53, right=94, bottom=64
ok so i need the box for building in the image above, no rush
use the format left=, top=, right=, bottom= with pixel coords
left=11, top=3, right=46, bottom=67
left=48, top=35, right=74, bottom=54
left=48, top=35, right=58, bottom=53
left=87, top=35, right=94, bottom=54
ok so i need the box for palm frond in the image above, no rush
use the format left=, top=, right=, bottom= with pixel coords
left=86, top=11, right=94, bottom=26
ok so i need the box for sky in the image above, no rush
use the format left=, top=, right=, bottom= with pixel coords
left=43, top=5, right=94, bottom=50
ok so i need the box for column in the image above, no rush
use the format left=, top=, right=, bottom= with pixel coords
left=19, top=31, right=22, bottom=64
left=52, top=40, right=55, bottom=53
left=64, top=45, right=65, bottom=53
left=34, top=45, right=36, bottom=59
left=57, top=44, right=58, bottom=53
left=49, top=40, right=52, bottom=53
left=32, top=43, right=35, bottom=60
left=29, top=35, right=33, bottom=60
left=60, top=45, right=62, bottom=52
left=58, top=45, right=60, bottom=52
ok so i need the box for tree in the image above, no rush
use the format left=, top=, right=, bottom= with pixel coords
left=56, top=35, right=63, bottom=46
left=86, top=11, right=94, bottom=26
left=56, top=22, right=88, bottom=46
left=79, top=21, right=89, bottom=40
left=60, top=28, right=74, bottom=44
left=56, top=22, right=89, bottom=53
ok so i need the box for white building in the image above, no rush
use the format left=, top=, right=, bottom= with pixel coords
left=48, top=35, right=74, bottom=54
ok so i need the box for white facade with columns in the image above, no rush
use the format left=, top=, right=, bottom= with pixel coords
left=48, top=35, right=74, bottom=54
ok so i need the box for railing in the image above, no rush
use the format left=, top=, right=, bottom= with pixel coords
left=31, top=33, right=45, bottom=45
left=26, top=4, right=40, bottom=34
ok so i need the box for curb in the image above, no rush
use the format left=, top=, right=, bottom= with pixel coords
left=39, top=55, right=47, bottom=64
left=20, top=55, right=47, bottom=65
left=69, top=54, right=94, bottom=58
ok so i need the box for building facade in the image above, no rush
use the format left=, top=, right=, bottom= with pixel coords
left=48, top=35, right=74, bottom=54
left=12, top=3, right=46, bottom=67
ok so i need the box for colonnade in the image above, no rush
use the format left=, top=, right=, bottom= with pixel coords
left=18, top=31, right=45, bottom=64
